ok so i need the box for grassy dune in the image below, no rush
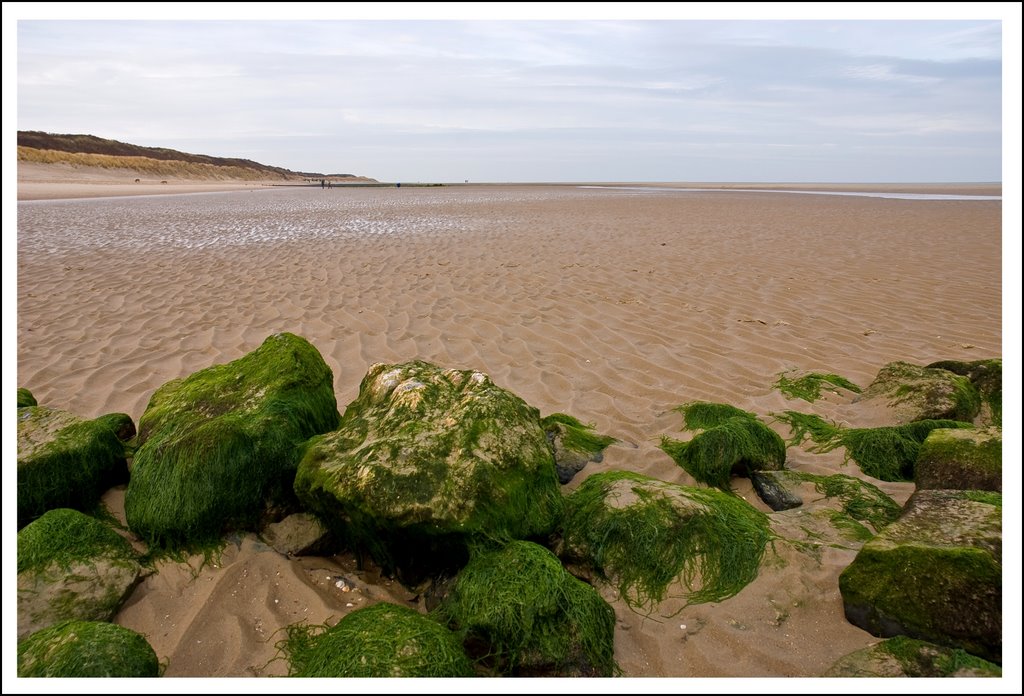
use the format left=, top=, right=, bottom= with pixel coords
left=18, top=146, right=301, bottom=181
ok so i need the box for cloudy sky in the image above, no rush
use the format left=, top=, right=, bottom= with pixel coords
left=8, top=5, right=1015, bottom=183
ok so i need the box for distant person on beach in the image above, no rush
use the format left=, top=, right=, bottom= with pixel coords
left=321, top=179, right=325, bottom=189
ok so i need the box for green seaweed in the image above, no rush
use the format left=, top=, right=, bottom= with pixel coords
left=774, top=411, right=972, bottom=481
left=795, top=472, right=901, bottom=532
left=962, top=490, right=1002, bottom=508
left=660, top=416, right=786, bottom=489
left=672, top=400, right=758, bottom=430
left=125, top=332, right=340, bottom=549
left=281, top=603, right=474, bottom=677
left=18, top=387, right=38, bottom=408
left=774, top=372, right=862, bottom=402
left=434, top=540, right=617, bottom=676
left=17, top=508, right=137, bottom=575
left=18, top=620, right=160, bottom=678
left=541, top=413, right=617, bottom=454
left=561, top=470, right=772, bottom=609
left=17, top=407, right=130, bottom=528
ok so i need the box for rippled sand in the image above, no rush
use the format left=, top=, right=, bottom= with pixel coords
left=14, top=184, right=1009, bottom=682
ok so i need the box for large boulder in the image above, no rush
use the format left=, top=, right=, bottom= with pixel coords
left=858, top=361, right=981, bottom=424
left=17, top=406, right=132, bottom=528
left=559, top=470, right=772, bottom=608
left=284, top=603, right=474, bottom=677
left=125, top=332, right=340, bottom=547
left=434, top=540, right=616, bottom=677
left=823, top=635, right=1001, bottom=677
left=294, top=361, right=563, bottom=583
left=915, top=427, right=1001, bottom=492
left=839, top=489, right=1001, bottom=663
left=926, top=359, right=1001, bottom=426
left=18, top=620, right=160, bottom=678
left=18, top=508, right=143, bottom=639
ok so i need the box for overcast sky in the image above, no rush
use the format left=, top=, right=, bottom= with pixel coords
left=8, top=5, right=1017, bottom=183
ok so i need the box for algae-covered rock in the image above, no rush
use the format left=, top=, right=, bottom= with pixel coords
left=541, top=413, right=617, bottom=484
left=859, top=361, right=981, bottom=424
left=659, top=401, right=786, bottom=489
left=776, top=411, right=972, bottom=482
left=284, top=602, right=474, bottom=677
left=18, top=619, right=160, bottom=677
left=824, top=635, right=1002, bottom=677
left=660, top=418, right=786, bottom=489
left=294, top=361, right=563, bottom=582
left=125, top=332, right=340, bottom=547
left=926, top=359, right=1001, bottom=426
left=18, top=387, right=38, bottom=408
left=435, top=540, right=616, bottom=677
left=916, top=427, right=1001, bottom=492
left=17, top=406, right=131, bottom=528
left=839, top=489, right=1001, bottom=663
left=18, top=508, right=143, bottom=639
left=560, top=470, right=772, bottom=608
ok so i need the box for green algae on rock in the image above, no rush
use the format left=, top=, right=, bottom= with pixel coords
left=17, top=406, right=132, bottom=528
left=926, top=359, right=1002, bottom=427
left=859, top=361, right=982, bottom=424
left=434, top=540, right=617, bottom=677
left=17, top=387, right=38, bottom=408
left=823, top=635, right=1002, bottom=678
left=294, top=361, right=563, bottom=583
left=541, top=413, right=617, bottom=484
left=916, top=427, right=1001, bottom=492
left=17, top=508, right=143, bottom=639
left=660, top=402, right=786, bottom=489
left=125, top=332, right=340, bottom=548
left=282, top=602, right=474, bottom=677
left=775, top=411, right=972, bottom=482
left=774, top=371, right=862, bottom=403
left=18, top=619, right=160, bottom=678
left=560, top=470, right=772, bottom=608
left=839, top=489, right=1001, bottom=664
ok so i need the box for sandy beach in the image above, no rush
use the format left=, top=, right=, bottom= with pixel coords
left=11, top=176, right=1012, bottom=685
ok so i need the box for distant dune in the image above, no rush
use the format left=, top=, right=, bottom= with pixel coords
left=17, top=130, right=376, bottom=184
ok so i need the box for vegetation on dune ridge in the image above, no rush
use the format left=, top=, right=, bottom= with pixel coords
left=18, top=387, right=38, bottom=408
left=434, top=540, right=617, bottom=676
left=281, top=603, right=474, bottom=677
left=660, top=402, right=786, bottom=489
left=18, top=130, right=356, bottom=179
left=774, top=371, right=862, bottom=402
left=19, top=146, right=299, bottom=181
left=775, top=411, right=973, bottom=481
left=18, top=620, right=160, bottom=678
left=562, top=470, right=773, bottom=609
